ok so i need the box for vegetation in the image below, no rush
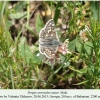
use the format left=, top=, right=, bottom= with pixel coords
left=0, top=1, right=100, bottom=89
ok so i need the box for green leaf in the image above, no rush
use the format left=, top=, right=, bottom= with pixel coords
left=18, top=43, right=33, bottom=64
left=19, top=42, right=41, bottom=65
left=32, top=51, right=41, bottom=65
left=68, top=38, right=76, bottom=51
left=59, top=54, right=66, bottom=62
left=69, top=38, right=88, bottom=53
left=9, top=11, right=27, bottom=19
left=36, top=13, right=44, bottom=33
left=63, top=62, right=70, bottom=68
left=18, top=36, right=32, bottom=64
left=6, top=20, right=13, bottom=28
left=75, top=38, right=82, bottom=52
left=14, top=1, right=27, bottom=12
left=84, top=41, right=93, bottom=54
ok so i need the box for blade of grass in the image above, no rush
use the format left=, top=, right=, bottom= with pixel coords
left=9, top=65, right=15, bottom=89
left=27, top=1, right=30, bottom=25
left=54, top=1, right=63, bottom=24
left=90, top=1, right=98, bottom=21
left=69, top=66, right=86, bottom=74
left=1, top=1, right=6, bottom=19
left=72, top=80, right=89, bottom=85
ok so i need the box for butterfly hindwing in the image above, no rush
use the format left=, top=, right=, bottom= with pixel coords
left=40, top=46, right=58, bottom=59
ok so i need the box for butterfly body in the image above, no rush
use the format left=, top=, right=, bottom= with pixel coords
left=39, top=19, right=62, bottom=59
left=40, top=38, right=61, bottom=46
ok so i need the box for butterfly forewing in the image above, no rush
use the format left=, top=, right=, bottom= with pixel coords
left=44, top=19, right=59, bottom=40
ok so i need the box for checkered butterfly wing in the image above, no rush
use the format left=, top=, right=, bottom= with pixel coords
left=39, top=19, right=59, bottom=59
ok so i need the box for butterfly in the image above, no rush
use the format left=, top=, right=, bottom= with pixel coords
left=39, top=19, right=62, bottom=59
